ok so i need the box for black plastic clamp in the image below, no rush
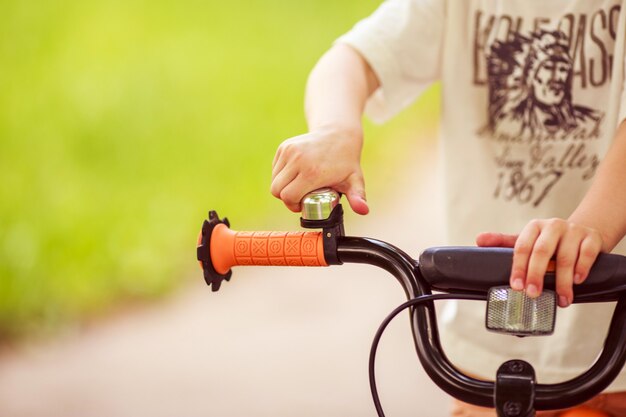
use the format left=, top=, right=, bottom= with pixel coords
left=300, top=204, right=345, bottom=265
left=495, top=360, right=536, bottom=417
left=197, top=210, right=232, bottom=292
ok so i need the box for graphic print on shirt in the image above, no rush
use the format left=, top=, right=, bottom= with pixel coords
left=473, top=6, right=620, bottom=207
left=483, top=30, right=603, bottom=142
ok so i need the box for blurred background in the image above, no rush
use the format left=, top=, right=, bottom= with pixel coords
left=0, top=0, right=444, bottom=415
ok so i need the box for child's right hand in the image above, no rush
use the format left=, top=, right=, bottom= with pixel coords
left=476, top=219, right=604, bottom=308
left=270, top=127, right=369, bottom=215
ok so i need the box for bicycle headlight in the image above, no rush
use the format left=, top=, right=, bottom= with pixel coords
left=486, top=286, right=556, bottom=336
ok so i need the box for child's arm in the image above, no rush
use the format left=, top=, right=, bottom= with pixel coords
left=270, top=43, right=379, bottom=214
left=477, top=120, right=626, bottom=307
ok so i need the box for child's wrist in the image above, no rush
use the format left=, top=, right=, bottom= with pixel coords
left=308, top=123, right=363, bottom=140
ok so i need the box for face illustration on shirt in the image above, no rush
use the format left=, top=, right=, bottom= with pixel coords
left=532, top=57, right=570, bottom=106
left=483, top=29, right=601, bottom=139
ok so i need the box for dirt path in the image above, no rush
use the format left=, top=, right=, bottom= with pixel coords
left=0, top=140, right=451, bottom=417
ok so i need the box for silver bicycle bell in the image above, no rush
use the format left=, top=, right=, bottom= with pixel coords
left=301, top=188, right=341, bottom=221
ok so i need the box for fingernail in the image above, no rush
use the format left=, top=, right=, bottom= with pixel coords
left=511, top=278, right=524, bottom=291
left=559, top=296, right=569, bottom=308
left=526, top=284, right=539, bottom=298
left=574, top=274, right=582, bottom=284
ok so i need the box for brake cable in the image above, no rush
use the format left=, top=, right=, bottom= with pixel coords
left=370, top=293, right=487, bottom=417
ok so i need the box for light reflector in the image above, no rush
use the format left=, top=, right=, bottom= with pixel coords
left=486, top=286, right=556, bottom=336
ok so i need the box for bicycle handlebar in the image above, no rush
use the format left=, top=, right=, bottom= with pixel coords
left=204, top=219, right=626, bottom=302
left=196, top=208, right=626, bottom=411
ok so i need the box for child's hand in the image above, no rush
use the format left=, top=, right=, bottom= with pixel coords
left=270, top=127, right=369, bottom=215
left=476, top=219, right=604, bottom=308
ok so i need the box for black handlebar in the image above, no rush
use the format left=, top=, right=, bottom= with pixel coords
left=198, top=207, right=626, bottom=413
left=337, top=237, right=626, bottom=410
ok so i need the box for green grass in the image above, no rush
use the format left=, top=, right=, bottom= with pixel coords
left=0, top=0, right=440, bottom=341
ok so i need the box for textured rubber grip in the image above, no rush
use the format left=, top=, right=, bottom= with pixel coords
left=210, top=224, right=328, bottom=274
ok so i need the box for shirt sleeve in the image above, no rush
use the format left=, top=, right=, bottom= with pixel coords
left=335, top=0, right=445, bottom=123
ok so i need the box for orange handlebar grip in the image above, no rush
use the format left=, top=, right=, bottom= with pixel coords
left=210, top=224, right=328, bottom=274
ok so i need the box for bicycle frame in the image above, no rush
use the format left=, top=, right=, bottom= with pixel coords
left=197, top=204, right=626, bottom=416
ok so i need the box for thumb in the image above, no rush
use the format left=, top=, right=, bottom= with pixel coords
left=476, top=232, right=518, bottom=248
left=343, top=175, right=369, bottom=215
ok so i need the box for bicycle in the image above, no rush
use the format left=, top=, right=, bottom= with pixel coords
left=196, top=189, right=626, bottom=417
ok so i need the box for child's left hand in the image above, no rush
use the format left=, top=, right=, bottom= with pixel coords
left=476, top=219, right=604, bottom=308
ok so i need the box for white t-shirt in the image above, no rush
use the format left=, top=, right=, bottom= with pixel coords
left=338, top=0, right=626, bottom=390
